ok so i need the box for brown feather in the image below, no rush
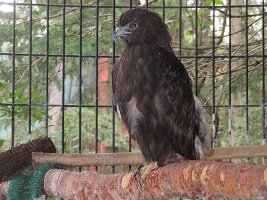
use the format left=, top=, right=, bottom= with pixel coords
left=112, top=9, right=210, bottom=166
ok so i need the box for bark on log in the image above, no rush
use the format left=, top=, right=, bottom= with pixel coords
left=0, top=182, right=7, bottom=196
left=2, top=160, right=267, bottom=199
left=33, top=145, right=267, bottom=167
left=42, top=160, right=267, bottom=199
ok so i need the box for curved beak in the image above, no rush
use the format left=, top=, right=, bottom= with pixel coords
left=112, top=26, right=127, bottom=41
left=112, top=29, right=119, bottom=41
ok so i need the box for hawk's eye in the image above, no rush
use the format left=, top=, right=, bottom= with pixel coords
left=128, top=22, right=137, bottom=29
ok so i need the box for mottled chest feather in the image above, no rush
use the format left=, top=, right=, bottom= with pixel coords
left=115, top=44, right=161, bottom=101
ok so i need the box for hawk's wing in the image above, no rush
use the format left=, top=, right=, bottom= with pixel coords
left=112, top=60, right=120, bottom=115
left=158, top=46, right=198, bottom=159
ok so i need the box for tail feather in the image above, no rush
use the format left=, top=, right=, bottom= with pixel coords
left=194, top=96, right=211, bottom=159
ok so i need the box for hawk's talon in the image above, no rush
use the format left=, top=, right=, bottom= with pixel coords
left=140, top=162, right=159, bottom=181
left=132, top=164, right=144, bottom=179
left=131, top=162, right=159, bottom=182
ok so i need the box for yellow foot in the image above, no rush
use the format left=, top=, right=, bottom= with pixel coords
left=141, top=162, right=159, bottom=180
left=132, top=162, right=159, bottom=181
left=132, top=164, right=144, bottom=179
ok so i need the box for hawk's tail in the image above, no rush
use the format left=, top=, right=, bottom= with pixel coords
left=194, top=96, right=211, bottom=159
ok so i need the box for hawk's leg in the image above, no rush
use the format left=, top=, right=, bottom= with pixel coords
left=132, top=162, right=159, bottom=181
left=176, top=153, right=186, bottom=162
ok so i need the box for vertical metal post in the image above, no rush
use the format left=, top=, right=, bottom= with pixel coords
left=112, top=0, right=116, bottom=174
left=79, top=0, right=83, bottom=155
left=179, top=0, right=182, bottom=59
left=245, top=0, right=249, bottom=145
left=162, top=0, right=165, bottom=21
left=95, top=0, right=99, bottom=156
left=62, top=0, right=66, bottom=153
left=195, top=0, right=198, bottom=96
left=29, top=0, right=33, bottom=136
left=228, top=0, right=232, bottom=148
left=11, top=0, right=16, bottom=147
left=262, top=0, right=266, bottom=146
left=45, top=0, right=50, bottom=137
left=212, top=0, right=216, bottom=148
left=128, top=0, right=133, bottom=171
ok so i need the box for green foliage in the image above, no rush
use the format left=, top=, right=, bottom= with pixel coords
left=49, top=108, right=129, bottom=153
left=0, top=139, right=4, bottom=152
left=205, top=0, right=224, bottom=6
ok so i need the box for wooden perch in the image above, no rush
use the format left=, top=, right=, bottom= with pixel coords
left=33, top=145, right=267, bottom=167
left=1, top=160, right=266, bottom=199
left=39, top=160, right=267, bottom=199
left=0, top=182, right=7, bottom=196
left=32, top=152, right=143, bottom=167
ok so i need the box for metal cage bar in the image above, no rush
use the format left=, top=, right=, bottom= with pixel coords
left=112, top=0, right=116, bottom=174
left=45, top=0, right=50, bottom=137
left=0, top=2, right=265, bottom=9
left=11, top=0, right=16, bottom=147
left=212, top=0, right=216, bottom=147
left=262, top=0, right=266, bottom=145
left=79, top=0, right=83, bottom=155
left=1, top=52, right=265, bottom=59
left=228, top=0, right=232, bottom=148
left=61, top=0, right=66, bottom=153
left=29, top=0, right=33, bottom=135
left=95, top=0, right=99, bottom=157
left=245, top=0, right=249, bottom=145
left=195, top=0, right=198, bottom=96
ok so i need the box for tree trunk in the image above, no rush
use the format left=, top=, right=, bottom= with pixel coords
left=48, top=59, right=63, bottom=134
left=229, top=0, right=245, bottom=152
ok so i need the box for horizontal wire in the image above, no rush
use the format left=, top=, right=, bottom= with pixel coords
left=0, top=52, right=264, bottom=59
left=0, top=103, right=265, bottom=108
left=0, top=2, right=264, bottom=9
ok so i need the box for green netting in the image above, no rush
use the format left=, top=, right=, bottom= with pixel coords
left=7, top=163, right=63, bottom=200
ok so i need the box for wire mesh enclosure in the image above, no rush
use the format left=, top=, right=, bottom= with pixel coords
left=0, top=0, right=266, bottom=172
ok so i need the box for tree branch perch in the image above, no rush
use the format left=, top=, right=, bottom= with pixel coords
left=42, top=160, right=267, bottom=199
left=2, top=160, right=267, bottom=199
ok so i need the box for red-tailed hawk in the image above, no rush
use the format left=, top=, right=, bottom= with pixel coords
left=112, top=9, right=210, bottom=168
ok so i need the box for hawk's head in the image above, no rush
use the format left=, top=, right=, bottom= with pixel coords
left=113, top=9, right=171, bottom=46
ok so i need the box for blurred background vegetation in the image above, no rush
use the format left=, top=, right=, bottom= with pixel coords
left=0, top=0, right=266, bottom=167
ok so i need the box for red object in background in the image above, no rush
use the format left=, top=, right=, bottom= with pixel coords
left=98, top=57, right=109, bottom=105
left=87, top=57, right=109, bottom=172
left=99, top=142, right=106, bottom=153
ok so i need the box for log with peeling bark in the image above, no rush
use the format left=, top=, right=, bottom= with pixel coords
left=2, top=160, right=267, bottom=199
